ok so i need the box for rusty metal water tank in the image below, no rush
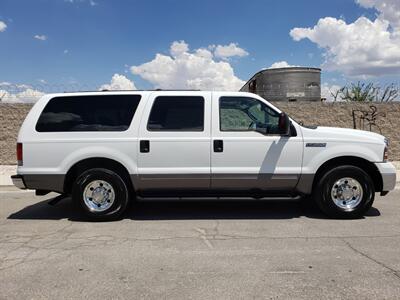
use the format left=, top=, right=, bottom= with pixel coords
left=240, top=67, right=321, bottom=101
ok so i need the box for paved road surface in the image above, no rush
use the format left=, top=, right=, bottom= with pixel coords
left=1, top=187, right=399, bottom=299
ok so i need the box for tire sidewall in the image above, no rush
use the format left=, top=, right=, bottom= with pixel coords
left=316, top=166, right=375, bottom=218
left=72, top=168, right=129, bottom=221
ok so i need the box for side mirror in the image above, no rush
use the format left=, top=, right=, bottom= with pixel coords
left=278, top=112, right=290, bottom=136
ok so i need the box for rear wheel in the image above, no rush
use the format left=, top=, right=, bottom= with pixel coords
left=72, top=168, right=130, bottom=221
left=313, top=165, right=374, bottom=219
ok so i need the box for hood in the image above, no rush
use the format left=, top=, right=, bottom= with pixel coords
left=301, top=126, right=386, bottom=145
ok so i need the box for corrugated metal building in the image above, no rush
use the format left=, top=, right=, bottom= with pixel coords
left=240, top=67, right=321, bottom=101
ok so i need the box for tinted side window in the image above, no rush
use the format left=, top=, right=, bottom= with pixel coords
left=219, top=96, right=281, bottom=134
left=36, top=95, right=141, bottom=132
left=147, top=96, right=204, bottom=131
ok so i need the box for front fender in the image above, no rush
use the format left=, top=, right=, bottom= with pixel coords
left=302, top=142, right=383, bottom=174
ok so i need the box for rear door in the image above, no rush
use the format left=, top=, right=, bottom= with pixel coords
left=137, top=91, right=211, bottom=194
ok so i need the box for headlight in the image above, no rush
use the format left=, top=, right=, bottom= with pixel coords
left=384, top=145, right=389, bottom=162
left=383, top=138, right=389, bottom=162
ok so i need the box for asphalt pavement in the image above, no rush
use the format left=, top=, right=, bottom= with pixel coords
left=0, top=186, right=399, bottom=299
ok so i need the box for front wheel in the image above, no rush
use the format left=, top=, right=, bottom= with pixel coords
left=72, top=168, right=130, bottom=221
left=313, top=165, right=375, bottom=219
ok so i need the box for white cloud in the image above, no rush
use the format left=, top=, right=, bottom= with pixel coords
left=321, top=83, right=342, bottom=101
left=100, top=74, right=136, bottom=91
left=269, top=61, right=299, bottom=69
left=0, top=82, right=44, bottom=103
left=357, top=0, right=400, bottom=31
left=213, top=43, right=249, bottom=60
left=131, top=40, right=245, bottom=91
left=0, top=82, right=32, bottom=89
left=64, top=49, right=69, bottom=54
left=0, top=21, right=6, bottom=32
left=170, top=40, right=189, bottom=57
left=0, top=88, right=44, bottom=103
left=65, top=0, right=97, bottom=6
left=290, top=0, right=400, bottom=77
left=34, top=35, right=47, bottom=41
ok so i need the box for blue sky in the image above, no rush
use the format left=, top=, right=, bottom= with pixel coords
left=0, top=0, right=399, bottom=99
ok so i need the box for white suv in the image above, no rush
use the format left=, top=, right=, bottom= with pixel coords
left=12, top=91, right=396, bottom=220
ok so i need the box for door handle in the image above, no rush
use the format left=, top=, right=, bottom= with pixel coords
left=140, top=140, right=150, bottom=153
left=213, top=140, right=223, bottom=152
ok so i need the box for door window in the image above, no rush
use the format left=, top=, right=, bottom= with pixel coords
left=147, top=96, right=204, bottom=131
left=219, top=96, right=280, bottom=134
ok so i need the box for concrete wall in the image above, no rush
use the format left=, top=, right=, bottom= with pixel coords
left=1, top=102, right=400, bottom=165
left=272, top=102, right=400, bottom=160
left=1, top=104, right=32, bottom=165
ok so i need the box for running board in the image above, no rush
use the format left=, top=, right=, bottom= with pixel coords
left=136, top=195, right=303, bottom=201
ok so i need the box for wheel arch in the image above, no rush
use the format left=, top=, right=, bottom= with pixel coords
left=312, top=156, right=383, bottom=193
left=63, top=157, right=135, bottom=194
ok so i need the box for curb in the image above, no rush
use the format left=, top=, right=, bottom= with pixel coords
left=0, top=165, right=17, bottom=186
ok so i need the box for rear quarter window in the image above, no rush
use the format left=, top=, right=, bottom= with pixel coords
left=36, top=95, right=141, bottom=132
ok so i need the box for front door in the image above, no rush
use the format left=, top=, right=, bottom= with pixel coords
left=211, top=93, right=303, bottom=193
left=137, top=92, right=211, bottom=194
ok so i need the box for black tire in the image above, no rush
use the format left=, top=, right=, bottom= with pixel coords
left=313, top=165, right=375, bottom=219
left=72, top=168, right=130, bottom=221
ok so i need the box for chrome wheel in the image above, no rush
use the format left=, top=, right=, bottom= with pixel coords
left=83, top=180, right=115, bottom=212
left=331, top=177, right=363, bottom=211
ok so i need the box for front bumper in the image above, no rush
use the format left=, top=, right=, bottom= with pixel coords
left=374, top=162, right=397, bottom=193
left=11, top=175, right=27, bottom=189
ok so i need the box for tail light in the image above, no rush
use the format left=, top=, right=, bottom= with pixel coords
left=17, top=143, right=23, bottom=166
